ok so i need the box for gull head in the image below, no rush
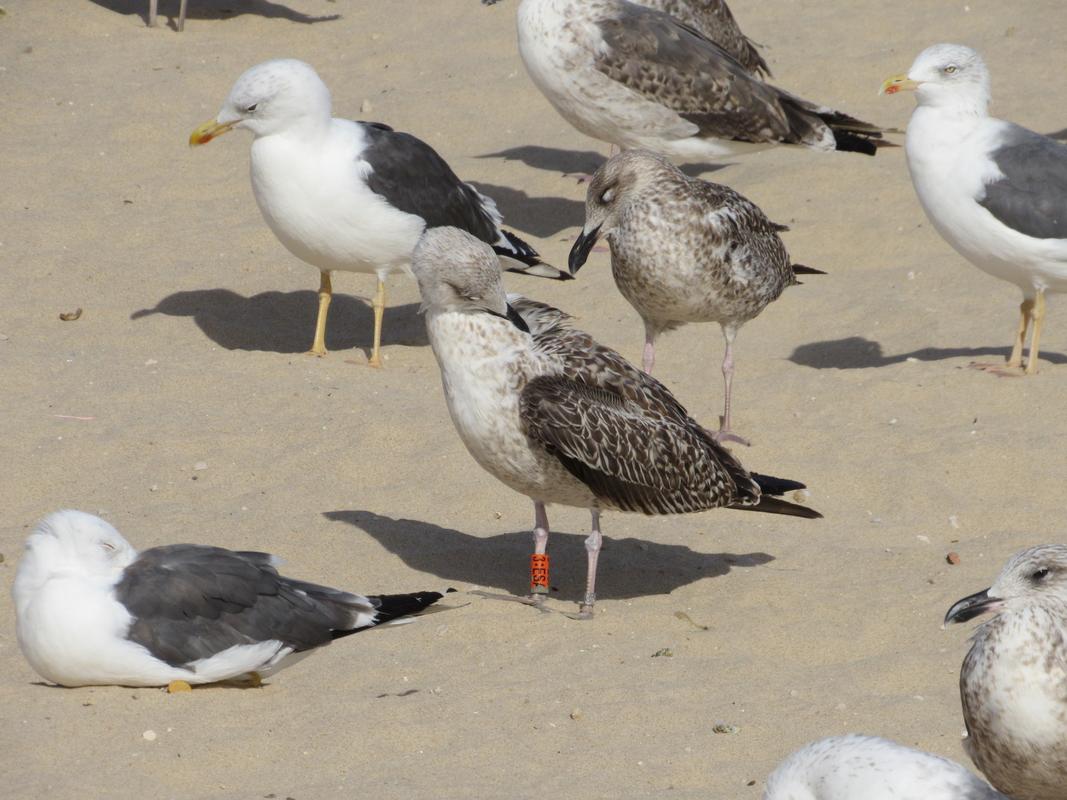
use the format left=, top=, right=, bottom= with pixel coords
left=945, top=544, right=1067, bottom=626
left=412, top=227, right=510, bottom=319
left=881, top=44, right=990, bottom=113
left=189, top=59, right=332, bottom=146
left=14, top=511, right=137, bottom=601
left=569, top=149, right=674, bottom=276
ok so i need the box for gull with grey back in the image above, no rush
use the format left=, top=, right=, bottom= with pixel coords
left=517, top=0, right=887, bottom=163
left=883, top=44, right=1067, bottom=376
left=411, top=226, right=820, bottom=618
left=569, top=149, right=822, bottom=445
left=764, top=735, right=1007, bottom=800
left=945, top=544, right=1067, bottom=800
left=188, top=59, right=568, bottom=366
left=13, top=510, right=446, bottom=688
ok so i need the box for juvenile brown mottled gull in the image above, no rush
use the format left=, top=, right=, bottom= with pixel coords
left=411, top=226, right=820, bottom=618
left=13, top=510, right=446, bottom=688
left=569, top=150, right=821, bottom=445
left=764, top=735, right=1007, bottom=800
left=188, top=59, right=568, bottom=365
left=883, top=44, right=1067, bottom=376
left=945, top=544, right=1067, bottom=800
left=517, top=0, right=887, bottom=161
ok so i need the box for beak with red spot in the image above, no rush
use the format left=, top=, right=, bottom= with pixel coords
left=188, top=118, right=238, bottom=147
left=880, top=74, right=921, bottom=96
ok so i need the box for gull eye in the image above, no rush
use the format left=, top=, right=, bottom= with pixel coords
left=100, top=541, right=116, bottom=552
left=467, top=294, right=483, bottom=302
left=943, top=65, right=958, bottom=75
left=600, top=188, right=615, bottom=204
left=1032, top=567, right=1050, bottom=581
left=245, top=103, right=259, bottom=113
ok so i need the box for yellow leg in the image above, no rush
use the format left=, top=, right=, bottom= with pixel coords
left=167, top=680, right=192, bottom=693
left=1007, top=298, right=1034, bottom=368
left=307, top=271, right=332, bottom=357
left=368, top=278, right=386, bottom=368
left=1025, top=290, right=1046, bottom=375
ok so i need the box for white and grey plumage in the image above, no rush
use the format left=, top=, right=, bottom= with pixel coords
left=944, top=544, right=1067, bottom=800
left=569, top=149, right=821, bottom=444
left=411, top=226, right=820, bottom=617
left=12, top=510, right=445, bottom=688
left=486, top=0, right=770, bottom=77
left=189, top=59, right=568, bottom=365
left=516, top=0, right=886, bottom=162
left=764, top=735, right=1007, bottom=800
left=883, top=44, right=1067, bottom=376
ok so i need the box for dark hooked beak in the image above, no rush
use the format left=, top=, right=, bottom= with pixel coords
left=944, top=588, right=1002, bottom=626
left=568, top=224, right=602, bottom=276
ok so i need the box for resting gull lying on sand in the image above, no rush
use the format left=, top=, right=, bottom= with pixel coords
left=883, top=44, right=1067, bottom=376
left=13, top=510, right=446, bottom=689
left=764, top=735, right=1006, bottom=800
left=569, top=149, right=822, bottom=445
left=945, top=544, right=1067, bottom=800
left=411, top=226, right=820, bottom=618
left=189, top=59, right=568, bottom=365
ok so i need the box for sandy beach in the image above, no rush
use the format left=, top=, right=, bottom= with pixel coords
left=2, top=1, right=1066, bottom=797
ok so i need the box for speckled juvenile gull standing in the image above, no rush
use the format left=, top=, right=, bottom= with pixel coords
left=486, top=0, right=770, bottom=77
left=883, top=44, right=1067, bottom=376
left=13, top=510, right=446, bottom=689
left=569, top=150, right=821, bottom=445
left=944, top=544, right=1067, bottom=800
left=517, top=0, right=887, bottom=161
left=764, top=735, right=1007, bottom=800
left=188, top=59, right=568, bottom=365
left=411, top=226, right=820, bottom=618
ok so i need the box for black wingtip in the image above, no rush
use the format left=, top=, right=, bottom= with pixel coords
left=369, top=590, right=446, bottom=625
left=751, top=496, right=823, bottom=519
left=750, top=473, right=806, bottom=495
left=792, top=264, right=827, bottom=275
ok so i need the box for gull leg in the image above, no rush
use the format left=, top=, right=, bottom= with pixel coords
left=1025, top=290, right=1046, bottom=375
left=148, top=0, right=158, bottom=27
left=642, top=324, right=657, bottom=374
left=570, top=510, right=603, bottom=620
left=307, top=271, right=332, bottom=357
left=971, top=297, right=1033, bottom=375
left=714, top=325, right=750, bottom=446
left=177, top=0, right=188, bottom=31
left=529, top=501, right=550, bottom=602
left=368, top=277, right=386, bottom=368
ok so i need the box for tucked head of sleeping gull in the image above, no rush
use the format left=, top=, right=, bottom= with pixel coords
left=13, top=510, right=447, bottom=690
left=944, top=544, right=1067, bottom=800
left=187, top=59, right=567, bottom=365
left=764, top=735, right=1007, bottom=800
left=882, top=44, right=1067, bottom=376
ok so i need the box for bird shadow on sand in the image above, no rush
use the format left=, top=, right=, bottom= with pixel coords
left=131, top=289, right=426, bottom=355
left=325, top=509, right=774, bottom=603
left=477, top=145, right=730, bottom=179
left=790, top=336, right=1067, bottom=369
left=90, top=0, right=340, bottom=28
left=469, top=182, right=584, bottom=238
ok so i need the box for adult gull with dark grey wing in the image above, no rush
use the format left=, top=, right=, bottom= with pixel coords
left=883, top=44, right=1067, bottom=376
left=13, top=510, right=446, bottom=689
left=189, top=59, right=569, bottom=366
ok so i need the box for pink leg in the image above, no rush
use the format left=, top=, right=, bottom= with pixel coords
left=714, top=327, right=750, bottom=446
left=577, top=510, right=603, bottom=618
left=529, top=501, right=550, bottom=600
left=642, top=326, right=656, bottom=374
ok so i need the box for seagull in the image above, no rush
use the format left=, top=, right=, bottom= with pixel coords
left=764, top=735, right=1007, bottom=800
left=944, top=544, right=1067, bottom=800
left=882, top=44, right=1067, bottom=376
left=486, top=0, right=771, bottom=78
left=569, top=149, right=822, bottom=445
left=189, top=58, right=569, bottom=366
left=411, top=226, right=820, bottom=618
left=13, top=510, right=447, bottom=690
left=516, top=0, right=887, bottom=163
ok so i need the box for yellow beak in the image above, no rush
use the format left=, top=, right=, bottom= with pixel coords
left=880, top=74, right=920, bottom=95
left=188, top=119, right=237, bottom=146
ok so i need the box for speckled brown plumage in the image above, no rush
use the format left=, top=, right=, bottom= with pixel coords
left=946, top=545, right=1067, bottom=800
